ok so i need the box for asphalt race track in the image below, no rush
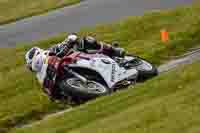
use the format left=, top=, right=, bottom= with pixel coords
left=0, top=0, right=194, bottom=47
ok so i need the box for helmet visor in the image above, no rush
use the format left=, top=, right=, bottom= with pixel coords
left=28, top=48, right=37, bottom=60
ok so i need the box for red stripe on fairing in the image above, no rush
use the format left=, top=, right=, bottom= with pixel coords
left=78, top=53, right=96, bottom=60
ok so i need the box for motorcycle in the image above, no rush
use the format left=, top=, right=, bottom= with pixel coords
left=47, top=51, right=158, bottom=101
left=113, top=55, right=158, bottom=81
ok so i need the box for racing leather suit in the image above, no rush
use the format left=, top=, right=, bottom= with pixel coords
left=49, top=37, right=125, bottom=58
left=33, top=50, right=63, bottom=100
left=38, top=37, right=126, bottom=100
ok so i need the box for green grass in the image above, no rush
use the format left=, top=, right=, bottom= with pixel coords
left=11, top=60, right=200, bottom=133
left=0, top=0, right=79, bottom=25
left=0, top=4, right=200, bottom=133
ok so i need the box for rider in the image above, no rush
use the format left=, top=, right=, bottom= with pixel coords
left=25, top=47, right=59, bottom=100
left=49, top=33, right=126, bottom=58
left=25, top=34, right=126, bottom=100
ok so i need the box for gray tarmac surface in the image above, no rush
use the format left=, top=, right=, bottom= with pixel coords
left=0, top=0, right=194, bottom=47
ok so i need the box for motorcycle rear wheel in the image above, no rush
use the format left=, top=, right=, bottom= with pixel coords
left=124, top=56, right=158, bottom=81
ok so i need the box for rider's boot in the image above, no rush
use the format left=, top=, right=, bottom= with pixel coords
left=101, top=43, right=126, bottom=57
left=112, top=47, right=126, bottom=57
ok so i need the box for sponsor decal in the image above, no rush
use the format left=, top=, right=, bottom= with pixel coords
left=111, top=63, right=117, bottom=82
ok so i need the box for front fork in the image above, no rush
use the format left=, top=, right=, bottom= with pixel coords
left=64, top=66, right=88, bottom=83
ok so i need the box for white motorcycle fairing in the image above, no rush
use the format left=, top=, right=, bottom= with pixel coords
left=69, top=54, right=138, bottom=88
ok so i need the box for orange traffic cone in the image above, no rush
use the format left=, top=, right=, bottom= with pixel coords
left=161, top=29, right=169, bottom=43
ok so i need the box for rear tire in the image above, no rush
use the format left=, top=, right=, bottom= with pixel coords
left=135, top=59, right=158, bottom=81
left=137, top=64, right=158, bottom=81
left=124, top=56, right=158, bottom=81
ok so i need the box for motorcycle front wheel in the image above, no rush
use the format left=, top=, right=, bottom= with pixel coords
left=60, top=77, right=112, bottom=100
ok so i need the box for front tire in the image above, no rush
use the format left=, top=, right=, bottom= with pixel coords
left=60, top=77, right=112, bottom=100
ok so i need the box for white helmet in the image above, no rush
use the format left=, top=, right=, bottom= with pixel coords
left=25, top=47, right=43, bottom=70
left=31, top=52, right=46, bottom=72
